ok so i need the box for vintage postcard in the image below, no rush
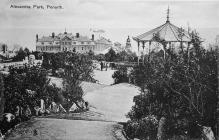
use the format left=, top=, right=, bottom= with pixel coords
left=0, top=0, right=218, bottom=139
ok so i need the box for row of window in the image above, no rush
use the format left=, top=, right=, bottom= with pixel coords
left=37, top=46, right=60, bottom=51
left=41, top=41, right=92, bottom=45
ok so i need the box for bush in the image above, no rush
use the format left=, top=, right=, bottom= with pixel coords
left=126, top=31, right=218, bottom=139
left=125, top=115, right=158, bottom=140
left=112, top=66, right=129, bottom=84
left=3, top=66, right=60, bottom=114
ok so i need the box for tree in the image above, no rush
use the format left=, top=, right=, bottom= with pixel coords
left=24, top=48, right=30, bottom=56
left=41, top=52, right=66, bottom=76
left=105, top=48, right=117, bottom=62
left=127, top=31, right=218, bottom=139
left=95, top=54, right=105, bottom=61
left=4, top=66, right=60, bottom=115
left=112, top=65, right=129, bottom=84
left=59, top=52, right=95, bottom=111
left=12, top=48, right=26, bottom=61
left=41, top=52, right=95, bottom=111
left=62, top=75, right=84, bottom=111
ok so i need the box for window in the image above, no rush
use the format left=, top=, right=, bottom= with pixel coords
left=82, top=47, right=84, bottom=50
left=41, top=42, right=44, bottom=45
left=81, top=42, right=84, bottom=44
left=49, top=42, right=52, bottom=45
left=73, top=42, right=76, bottom=44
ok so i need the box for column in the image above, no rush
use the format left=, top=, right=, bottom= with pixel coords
left=137, top=41, right=140, bottom=65
left=148, top=41, right=151, bottom=61
left=142, top=41, right=145, bottom=65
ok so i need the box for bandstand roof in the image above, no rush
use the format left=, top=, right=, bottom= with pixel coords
left=133, top=8, right=191, bottom=43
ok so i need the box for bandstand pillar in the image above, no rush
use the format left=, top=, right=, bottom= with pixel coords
left=187, top=42, right=191, bottom=63
left=142, top=41, right=145, bottom=65
left=148, top=41, right=151, bottom=61
left=137, top=41, right=140, bottom=65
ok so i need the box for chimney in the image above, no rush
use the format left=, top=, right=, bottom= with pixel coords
left=76, top=33, right=79, bottom=38
left=36, top=34, right=38, bottom=42
left=52, top=32, right=55, bottom=38
left=92, top=34, right=94, bottom=41
left=2, top=44, right=7, bottom=53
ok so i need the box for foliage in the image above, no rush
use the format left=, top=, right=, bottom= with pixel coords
left=42, top=52, right=95, bottom=82
left=62, top=75, right=84, bottom=111
left=12, top=47, right=30, bottom=62
left=41, top=52, right=66, bottom=75
left=60, top=52, right=96, bottom=110
left=3, top=66, right=61, bottom=114
left=112, top=66, right=129, bottom=84
left=116, top=50, right=138, bottom=62
left=104, top=48, right=138, bottom=62
left=126, top=32, right=218, bottom=139
left=39, top=52, right=96, bottom=111
left=31, top=51, right=43, bottom=60
left=105, top=48, right=117, bottom=62
left=125, top=115, right=158, bottom=140
left=94, top=54, right=105, bottom=61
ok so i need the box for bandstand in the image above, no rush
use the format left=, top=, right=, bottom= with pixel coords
left=133, top=7, right=191, bottom=64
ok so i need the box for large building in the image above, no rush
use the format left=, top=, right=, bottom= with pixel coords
left=94, top=37, right=113, bottom=54
left=36, top=31, right=112, bottom=54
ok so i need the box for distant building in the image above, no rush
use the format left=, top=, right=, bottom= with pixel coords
left=125, top=36, right=132, bottom=51
left=112, top=42, right=124, bottom=53
left=114, top=42, right=122, bottom=48
left=36, top=32, right=112, bottom=54
left=94, top=37, right=113, bottom=54
left=36, top=32, right=95, bottom=53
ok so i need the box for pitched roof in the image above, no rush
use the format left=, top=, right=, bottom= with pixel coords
left=57, top=33, right=74, bottom=39
left=133, top=21, right=191, bottom=42
left=38, top=33, right=93, bottom=42
left=74, top=36, right=92, bottom=42
left=96, top=37, right=112, bottom=45
left=38, top=36, right=54, bottom=42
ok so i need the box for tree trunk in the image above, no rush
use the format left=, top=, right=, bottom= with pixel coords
left=157, top=116, right=167, bottom=140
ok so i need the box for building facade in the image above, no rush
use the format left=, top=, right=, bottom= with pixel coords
left=125, top=36, right=132, bottom=51
left=94, top=37, right=113, bottom=54
left=36, top=32, right=112, bottom=54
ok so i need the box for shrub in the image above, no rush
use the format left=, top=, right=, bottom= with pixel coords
left=112, top=66, right=129, bottom=84
left=125, top=115, right=158, bottom=140
left=126, top=31, right=218, bottom=139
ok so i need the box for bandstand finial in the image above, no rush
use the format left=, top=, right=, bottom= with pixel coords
left=167, top=6, right=170, bottom=22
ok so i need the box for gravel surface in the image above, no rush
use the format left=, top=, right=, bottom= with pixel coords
left=6, top=69, right=139, bottom=140
left=7, top=118, right=125, bottom=140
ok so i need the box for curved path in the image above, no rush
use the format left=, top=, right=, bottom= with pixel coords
left=7, top=69, right=139, bottom=140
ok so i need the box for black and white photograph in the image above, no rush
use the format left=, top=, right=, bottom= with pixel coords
left=0, top=0, right=218, bottom=139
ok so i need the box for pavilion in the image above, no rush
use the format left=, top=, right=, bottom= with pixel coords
left=133, top=7, right=191, bottom=64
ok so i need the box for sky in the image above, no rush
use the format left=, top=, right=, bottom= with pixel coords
left=0, top=0, right=218, bottom=51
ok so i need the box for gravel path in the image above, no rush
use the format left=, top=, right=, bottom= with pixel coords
left=6, top=69, right=139, bottom=140
left=7, top=118, right=125, bottom=140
